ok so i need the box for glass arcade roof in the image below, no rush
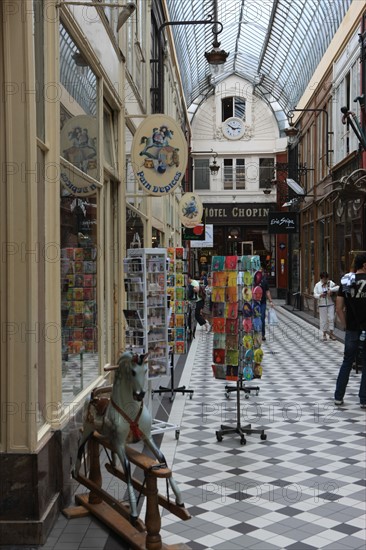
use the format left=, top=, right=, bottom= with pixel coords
left=165, top=0, right=353, bottom=127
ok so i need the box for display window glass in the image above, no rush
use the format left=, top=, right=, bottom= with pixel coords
left=59, top=25, right=100, bottom=400
left=60, top=192, right=99, bottom=400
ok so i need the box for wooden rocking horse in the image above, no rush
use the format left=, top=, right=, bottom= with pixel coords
left=73, top=351, right=185, bottom=525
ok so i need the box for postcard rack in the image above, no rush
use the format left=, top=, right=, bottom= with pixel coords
left=124, top=248, right=180, bottom=438
left=211, top=255, right=267, bottom=445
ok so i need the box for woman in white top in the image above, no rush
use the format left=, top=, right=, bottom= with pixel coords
left=313, top=271, right=340, bottom=341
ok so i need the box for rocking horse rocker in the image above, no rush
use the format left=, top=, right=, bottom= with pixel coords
left=71, top=351, right=190, bottom=549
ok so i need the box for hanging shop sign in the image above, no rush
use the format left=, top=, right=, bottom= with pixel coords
left=60, top=115, right=100, bottom=196
left=131, top=114, right=188, bottom=196
left=268, top=212, right=299, bottom=234
left=178, top=193, right=203, bottom=228
left=182, top=224, right=206, bottom=241
left=190, top=224, right=214, bottom=247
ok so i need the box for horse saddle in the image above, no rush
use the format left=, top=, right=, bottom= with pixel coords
left=90, top=396, right=109, bottom=416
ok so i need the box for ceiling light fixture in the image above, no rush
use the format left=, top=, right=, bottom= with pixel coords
left=204, top=24, right=229, bottom=77
left=155, top=17, right=228, bottom=113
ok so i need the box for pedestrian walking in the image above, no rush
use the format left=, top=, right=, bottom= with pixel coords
left=256, top=267, right=273, bottom=341
left=334, top=253, right=366, bottom=408
left=187, top=274, right=211, bottom=332
left=313, top=271, right=339, bottom=341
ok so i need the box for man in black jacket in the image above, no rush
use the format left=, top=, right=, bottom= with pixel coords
left=334, top=252, right=366, bottom=408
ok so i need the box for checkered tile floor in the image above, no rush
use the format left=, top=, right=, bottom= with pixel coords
left=157, top=303, right=366, bottom=550
left=35, top=302, right=366, bottom=550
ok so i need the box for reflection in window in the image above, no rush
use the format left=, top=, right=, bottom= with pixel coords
left=222, top=97, right=246, bottom=121
left=103, top=108, right=117, bottom=169
left=60, top=192, right=99, bottom=400
left=60, top=26, right=98, bottom=179
left=126, top=207, right=144, bottom=249
left=59, top=25, right=99, bottom=400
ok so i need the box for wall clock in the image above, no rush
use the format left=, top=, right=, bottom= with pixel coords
left=222, top=117, right=245, bottom=140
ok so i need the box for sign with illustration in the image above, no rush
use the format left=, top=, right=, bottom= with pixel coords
left=268, top=212, right=299, bottom=234
left=190, top=224, right=213, bottom=247
left=178, top=193, right=203, bottom=228
left=60, top=115, right=99, bottom=196
left=131, top=114, right=188, bottom=196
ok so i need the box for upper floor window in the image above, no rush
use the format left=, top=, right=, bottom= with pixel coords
left=259, top=158, right=274, bottom=189
left=222, top=96, right=246, bottom=121
left=194, top=159, right=210, bottom=190
left=223, top=159, right=245, bottom=190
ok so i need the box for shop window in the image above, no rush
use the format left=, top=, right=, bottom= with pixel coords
left=221, top=96, right=246, bottom=121
left=194, top=159, right=210, bottom=190
left=60, top=192, right=99, bottom=401
left=59, top=25, right=100, bottom=400
left=103, top=106, right=117, bottom=171
left=223, top=159, right=245, bottom=190
left=126, top=206, right=145, bottom=250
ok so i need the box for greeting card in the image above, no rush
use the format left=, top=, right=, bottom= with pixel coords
left=212, top=302, right=225, bottom=317
left=227, top=272, right=237, bottom=287
left=211, top=256, right=225, bottom=271
left=212, top=317, right=225, bottom=333
left=226, top=318, right=238, bottom=335
left=225, top=256, right=237, bottom=270
left=226, top=286, right=238, bottom=303
left=212, top=287, right=225, bottom=303
left=213, top=348, right=225, bottom=364
left=226, top=303, right=238, bottom=319
left=212, top=271, right=227, bottom=286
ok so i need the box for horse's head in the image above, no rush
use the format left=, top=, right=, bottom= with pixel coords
left=117, top=351, right=148, bottom=401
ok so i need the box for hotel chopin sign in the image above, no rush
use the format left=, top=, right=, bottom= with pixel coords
left=131, top=114, right=188, bottom=196
left=204, top=203, right=275, bottom=224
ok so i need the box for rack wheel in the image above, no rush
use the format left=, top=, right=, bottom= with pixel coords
left=216, top=431, right=223, bottom=442
left=245, top=393, right=250, bottom=399
left=175, top=430, right=180, bottom=440
left=225, top=392, right=230, bottom=399
left=170, top=396, right=175, bottom=402
left=256, top=390, right=259, bottom=396
left=260, top=433, right=267, bottom=440
left=240, top=438, right=246, bottom=445
left=189, top=393, right=193, bottom=400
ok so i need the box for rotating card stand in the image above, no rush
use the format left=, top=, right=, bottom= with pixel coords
left=124, top=249, right=181, bottom=440
left=152, top=346, right=194, bottom=403
left=213, top=255, right=267, bottom=445
left=216, top=375, right=267, bottom=445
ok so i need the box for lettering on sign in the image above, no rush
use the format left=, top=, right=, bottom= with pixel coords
left=268, top=212, right=298, bottom=234
left=204, top=204, right=272, bottom=222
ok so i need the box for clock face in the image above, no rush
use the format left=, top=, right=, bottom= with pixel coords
left=222, top=117, right=245, bottom=140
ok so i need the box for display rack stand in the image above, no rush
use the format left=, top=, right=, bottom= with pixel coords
left=216, top=377, right=267, bottom=445
left=124, top=248, right=180, bottom=439
left=152, top=347, right=194, bottom=402
left=212, top=255, right=267, bottom=445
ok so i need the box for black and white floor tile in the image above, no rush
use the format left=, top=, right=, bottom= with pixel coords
left=157, top=304, right=366, bottom=550
left=32, top=302, right=366, bottom=550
